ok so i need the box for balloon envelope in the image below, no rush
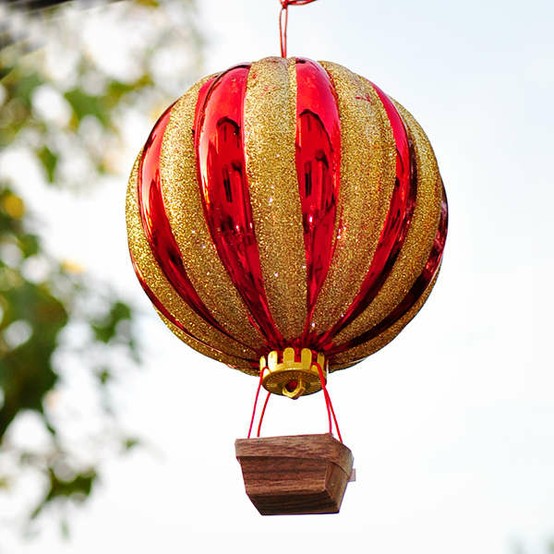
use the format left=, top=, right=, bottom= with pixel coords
left=126, top=56, right=447, bottom=380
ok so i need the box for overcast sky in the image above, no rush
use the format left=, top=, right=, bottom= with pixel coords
left=3, top=0, right=554, bottom=553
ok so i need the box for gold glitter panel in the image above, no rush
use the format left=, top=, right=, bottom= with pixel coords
left=126, top=155, right=258, bottom=365
left=331, top=271, right=440, bottom=369
left=158, top=311, right=258, bottom=376
left=310, top=61, right=397, bottom=335
left=160, top=76, right=265, bottom=352
left=243, top=57, right=307, bottom=341
left=331, top=92, right=444, bottom=346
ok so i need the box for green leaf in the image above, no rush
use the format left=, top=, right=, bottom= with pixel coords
left=31, top=469, right=97, bottom=520
left=18, top=233, right=41, bottom=259
left=37, top=146, right=59, bottom=184
left=95, top=368, right=111, bottom=385
left=48, top=469, right=97, bottom=501
left=122, top=437, right=140, bottom=451
left=92, top=301, right=132, bottom=344
left=135, top=0, right=160, bottom=7
left=0, top=65, right=14, bottom=81
left=0, top=279, right=68, bottom=437
left=64, top=89, right=110, bottom=128
left=105, top=74, right=154, bottom=108
left=12, top=72, right=42, bottom=109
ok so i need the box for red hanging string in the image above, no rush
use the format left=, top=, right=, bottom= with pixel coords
left=314, top=361, right=343, bottom=443
left=279, top=0, right=319, bottom=58
left=256, top=391, right=272, bottom=437
left=247, top=359, right=343, bottom=442
left=247, top=366, right=273, bottom=438
left=247, top=368, right=265, bottom=439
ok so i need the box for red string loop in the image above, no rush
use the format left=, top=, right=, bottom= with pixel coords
left=279, top=0, right=319, bottom=58
left=247, top=368, right=265, bottom=439
left=313, top=362, right=343, bottom=443
left=247, top=360, right=343, bottom=442
left=247, top=366, right=273, bottom=438
left=257, top=391, right=272, bottom=438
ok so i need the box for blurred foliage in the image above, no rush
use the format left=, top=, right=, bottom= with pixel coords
left=0, top=0, right=201, bottom=538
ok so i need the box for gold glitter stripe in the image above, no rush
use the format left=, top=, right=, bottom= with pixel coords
left=159, top=75, right=265, bottom=352
left=157, top=311, right=258, bottom=376
left=310, top=61, right=397, bottom=335
left=332, top=93, right=444, bottom=345
left=330, top=270, right=440, bottom=370
left=243, top=56, right=307, bottom=341
left=126, top=153, right=258, bottom=364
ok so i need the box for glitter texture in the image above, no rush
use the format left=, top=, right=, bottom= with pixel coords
left=126, top=57, right=448, bottom=379
left=159, top=311, right=259, bottom=375
left=310, top=62, right=396, bottom=335
left=161, top=74, right=266, bottom=352
left=331, top=91, right=444, bottom=347
left=126, top=153, right=257, bottom=364
left=315, top=78, right=417, bottom=347
left=330, top=187, right=447, bottom=365
left=193, top=66, right=284, bottom=347
left=244, top=57, right=307, bottom=341
left=331, top=271, right=440, bottom=368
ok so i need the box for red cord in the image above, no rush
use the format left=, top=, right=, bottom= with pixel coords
left=279, top=0, right=319, bottom=58
left=257, top=391, right=272, bottom=437
left=247, top=367, right=272, bottom=438
left=314, top=362, right=343, bottom=443
left=247, top=368, right=265, bottom=439
left=247, top=358, right=342, bottom=442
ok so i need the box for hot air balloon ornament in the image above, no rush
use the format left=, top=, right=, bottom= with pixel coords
left=126, top=0, right=448, bottom=515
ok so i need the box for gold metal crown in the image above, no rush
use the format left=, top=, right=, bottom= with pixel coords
left=260, top=347, right=327, bottom=399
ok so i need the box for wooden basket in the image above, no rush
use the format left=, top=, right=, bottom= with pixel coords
left=235, top=433, right=354, bottom=515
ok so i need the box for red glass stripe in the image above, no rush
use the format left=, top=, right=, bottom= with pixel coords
left=316, top=84, right=417, bottom=348
left=137, top=103, right=235, bottom=339
left=295, top=58, right=341, bottom=332
left=194, top=65, right=284, bottom=348
left=330, top=185, right=448, bottom=355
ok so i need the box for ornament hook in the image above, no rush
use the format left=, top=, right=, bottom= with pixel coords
left=279, top=0, right=319, bottom=58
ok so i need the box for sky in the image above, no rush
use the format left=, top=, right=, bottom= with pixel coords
left=2, top=0, right=554, bottom=553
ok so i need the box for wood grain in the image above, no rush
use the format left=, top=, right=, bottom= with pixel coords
left=235, top=433, right=354, bottom=515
